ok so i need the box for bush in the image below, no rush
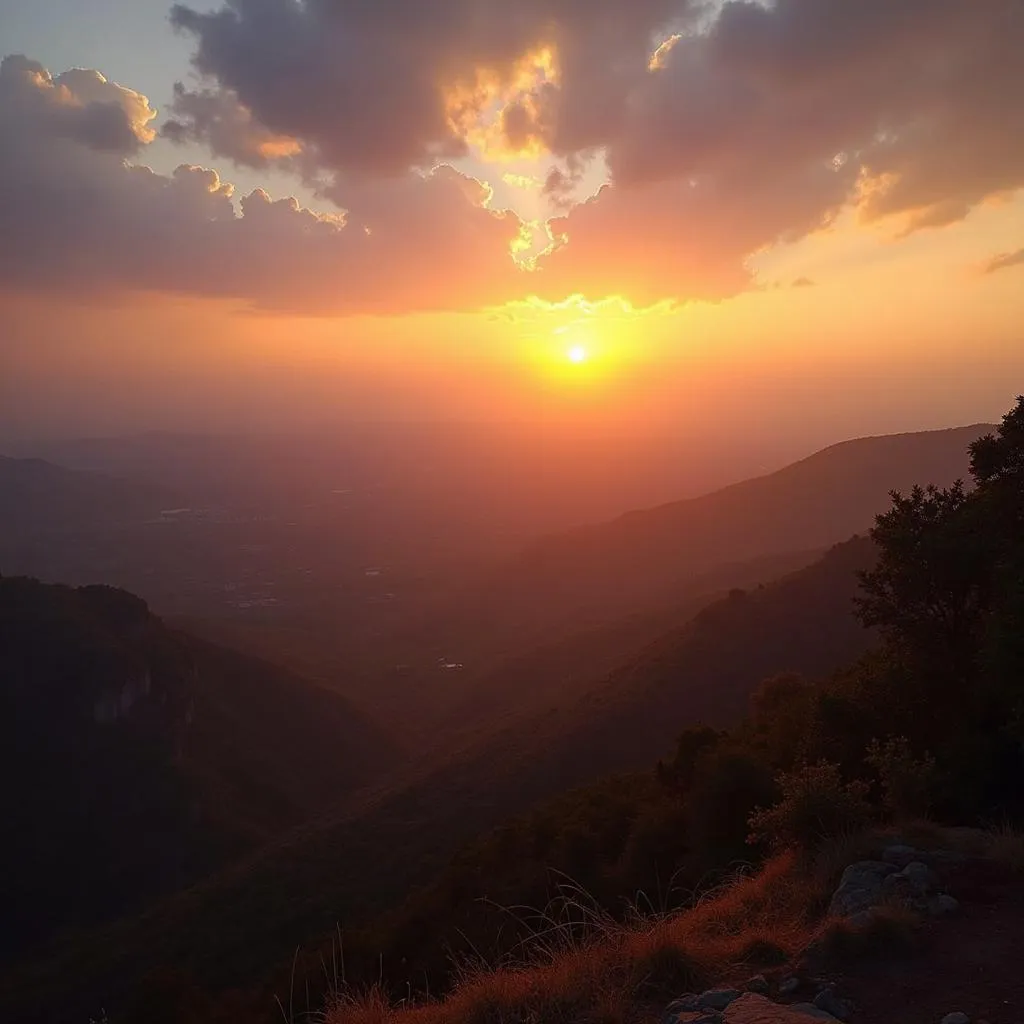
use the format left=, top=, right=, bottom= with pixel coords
left=865, top=735, right=936, bottom=820
left=686, top=750, right=778, bottom=865
left=747, top=762, right=871, bottom=852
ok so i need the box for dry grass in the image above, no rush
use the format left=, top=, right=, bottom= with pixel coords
left=808, top=904, right=921, bottom=966
left=323, top=854, right=821, bottom=1024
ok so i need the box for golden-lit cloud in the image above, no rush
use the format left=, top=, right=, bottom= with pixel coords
left=0, top=56, right=524, bottom=315
left=648, top=34, right=682, bottom=70
left=443, top=45, right=559, bottom=162
left=4, top=1, right=1024, bottom=316
left=502, top=172, right=544, bottom=191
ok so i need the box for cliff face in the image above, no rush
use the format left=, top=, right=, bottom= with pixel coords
left=0, top=575, right=397, bottom=965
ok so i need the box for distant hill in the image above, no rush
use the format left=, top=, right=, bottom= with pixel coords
left=440, top=424, right=990, bottom=641
left=0, top=455, right=169, bottom=532
left=0, top=576, right=397, bottom=964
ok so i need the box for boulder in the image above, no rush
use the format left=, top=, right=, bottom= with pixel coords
left=723, top=994, right=837, bottom=1024
left=813, top=987, right=852, bottom=1022
left=778, top=976, right=801, bottom=996
left=829, top=860, right=895, bottom=916
left=901, top=861, right=938, bottom=895
left=940, top=1014, right=969, bottom=1024
left=927, top=894, right=961, bottom=917
left=881, top=871, right=916, bottom=902
left=664, top=994, right=702, bottom=1022
left=701, top=989, right=743, bottom=1010
left=744, top=975, right=770, bottom=994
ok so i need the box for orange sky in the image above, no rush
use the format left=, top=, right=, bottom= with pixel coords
left=1, top=2, right=1023, bottom=442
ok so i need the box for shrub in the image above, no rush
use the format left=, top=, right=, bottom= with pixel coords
left=747, top=761, right=871, bottom=852
left=865, top=735, right=937, bottom=820
left=686, top=750, right=778, bottom=866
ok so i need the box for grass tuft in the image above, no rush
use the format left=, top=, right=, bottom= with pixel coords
left=325, top=854, right=821, bottom=1024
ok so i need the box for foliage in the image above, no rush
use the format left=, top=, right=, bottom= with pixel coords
left=865, top=735, right=937, bottom=820
left=747, top=762, right=871, bottom=852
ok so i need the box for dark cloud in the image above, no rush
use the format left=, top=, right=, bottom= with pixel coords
left=792, top=277, right=816, bottom=288
left=604, top=0, right=1024, bottom=231
left=161, top=0, right=1024, bottom=308
left=3, top=0, right=1024, bottom=314
left=162, top=82, right=303, bottom=170
left=983, top=248, right=1024, bottom=275
left=0, top=55, right=524, bottom=314
left=167, top=0, right=695, bottom=179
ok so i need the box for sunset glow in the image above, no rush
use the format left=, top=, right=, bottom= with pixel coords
left=0, top=1, right=1021, bottom=439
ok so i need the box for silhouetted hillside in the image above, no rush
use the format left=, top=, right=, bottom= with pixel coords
left=0, top=538, right=878, bottom=1021
left=0, top=576, right=396, bottom=965
left=450, top=425, right=989, bottom=638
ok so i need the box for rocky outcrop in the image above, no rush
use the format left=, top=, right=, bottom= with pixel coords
left=828, top=845, right=962, bottom=921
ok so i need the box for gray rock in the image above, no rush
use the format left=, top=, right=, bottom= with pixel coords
left=778, top=976, right=802, bottom=996
left=791, top=1004, right=838, bottom=1021
left=901, top=860, right=938, bottom=895
left=940, top=1014, right=969, bottom=1024
left=743, top=975, right=769, bottom=994
left=813, top=987, right=853, bottom=1021
left=927, top=894, right=961, bottom=916
left=882, top=844, right=920, bottom=866
left=838, top=860, right=896, bottom=887
left=665, top=995, right=701, bottom=1014
left=700, top=989, right=743, bottom=1010
left=882, top=871, right=916, bottom=902
left=829, top=860, right=896, bottom=916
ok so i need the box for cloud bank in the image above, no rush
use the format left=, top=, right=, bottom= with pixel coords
left=2, top=0, right=1024, bottom=312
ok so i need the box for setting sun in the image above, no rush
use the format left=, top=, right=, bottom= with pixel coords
left=567, top=344, right=588, bottom=364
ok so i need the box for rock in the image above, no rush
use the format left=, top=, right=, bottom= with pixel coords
left=813, top=987, right=852, bottom=1021
left=838, top=860, right=896, bottom=887
left=790, top=1004, right=838, bottom=1021
left=882, top=844, right=920, bottom=866
left=829, top=860, right=895, bottom=916
left=744, top=975, right=769, bottom=994
left=701, top=989, right=743, bottom=1010
left=927, top=894, right=961, bottom=916
left=778, top=976, right=802, bottom=996
left=940, top=1014, right=969, bottom=1024
left=724, top=994, right=838, bottom=1024
left=882, top=871, right=916, bottom=902
left=901, top=860, right=938, bottom=895
left=665, top=995, right=701, bottom=1016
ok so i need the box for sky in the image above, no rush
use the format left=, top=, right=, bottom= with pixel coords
left=1, top=0, right=1023, bottom=445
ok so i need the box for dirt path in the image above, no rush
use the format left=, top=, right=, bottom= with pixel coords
left=824, top=859, right=1024, bottom=1024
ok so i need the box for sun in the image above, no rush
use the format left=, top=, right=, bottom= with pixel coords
left=567, top=344, right=588, bottom=364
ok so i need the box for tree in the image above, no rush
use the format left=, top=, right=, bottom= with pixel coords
left=855, top=481, right=989, bottom=687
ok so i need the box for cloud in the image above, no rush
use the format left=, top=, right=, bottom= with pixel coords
left=162, top=82, right=303, bottom=169
left=602, top=0, right=1024, bottom=232
left=532, top=160, right=851, bottom=304
left=983, top=248, right=1024, bottom=275
left=161, top=0, right=1024, bottom=310
left=4, top=1, right=1024, bottom=315
left=167, top=0, right=695, bottom=180
left=0, top=55, right=526, bottom=314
